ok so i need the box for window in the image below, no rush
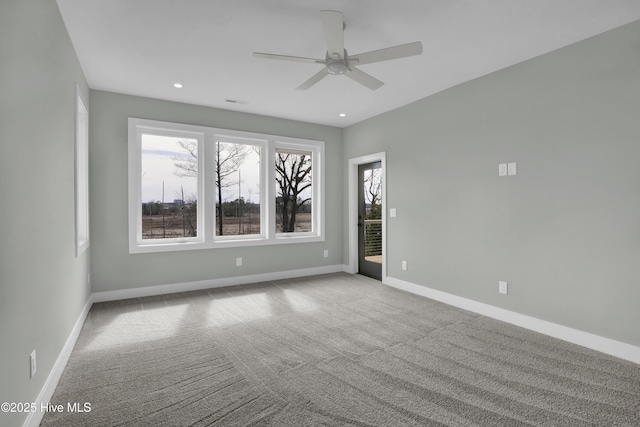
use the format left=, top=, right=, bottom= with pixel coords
left=275, top=146, right=314, bottom=234
left=140, top=133, right=200, bottom=241
left=75, top=84, right=89, bottom=256
left=214, top=139, right=263, bottom=239
left=128, top=118, right=324, bottom=253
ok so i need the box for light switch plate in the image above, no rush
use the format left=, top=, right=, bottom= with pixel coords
left=390, top=208, right=397, bottom=217
left=236, top=257, right=242, bottom=267
left=507, top=162, right=517, bottom=176
left=498, top=164, right=507, bottom=176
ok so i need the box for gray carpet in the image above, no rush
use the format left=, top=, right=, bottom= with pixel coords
left=41, top=273, right=640, bottom=426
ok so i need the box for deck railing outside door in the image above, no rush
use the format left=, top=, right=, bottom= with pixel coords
left=364, top=219, right=382, bottom=261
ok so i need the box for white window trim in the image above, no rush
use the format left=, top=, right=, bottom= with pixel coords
left=128, top=118, right=325, bottom=254
left=212, top=135, right=267, bottom=242
left=132, top=126, right=205, bottom=247
left=74, top=83, right=90, bottom=257
left=274, top=141, right=322, bottom=239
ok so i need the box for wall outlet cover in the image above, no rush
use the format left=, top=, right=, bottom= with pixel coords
left=499, top=281, right=508, bottom=295
left=30, top=350, right=36, bottom=378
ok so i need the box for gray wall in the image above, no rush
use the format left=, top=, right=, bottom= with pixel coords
left=89, top=91, right=343, bottom=292
left=343, top=21, right=640, bottom=347
left=0, top=1, right=91, bottom=426
left=1, top=5, right=637, bottom=427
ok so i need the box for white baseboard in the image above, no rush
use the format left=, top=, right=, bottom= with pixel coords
left=92, top=264, right=344, bottom=303
left=23, top=296, right=94, bottom=427
left=383, top=275, right=640, bottom=364
left=342, top=264, right=355, bottom=274
left=24, top=265, right=344, bottom=426
left=27, top=268, right=636, bottom=427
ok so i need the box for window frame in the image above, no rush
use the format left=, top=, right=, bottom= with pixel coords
left=212, top=134, right=267, bottom=242
left=274, top=142, right=321, bottom=238
left=128, top=118, right=325, bottom=254
left=74, top=83, right=90, bottom=257
left=135, top=127, right=205, bottom=246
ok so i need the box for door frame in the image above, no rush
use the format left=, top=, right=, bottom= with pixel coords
left=347, top=152, right=386, bottom=280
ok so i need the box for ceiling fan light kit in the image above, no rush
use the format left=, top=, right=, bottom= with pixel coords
left=253, top=10, right=423, bottom=90
left=326, top=59, right=348, bottom=75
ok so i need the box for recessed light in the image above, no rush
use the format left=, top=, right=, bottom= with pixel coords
left=339, top=113, right=347, bottom=117
left=173, top=83, right=183, bottom=89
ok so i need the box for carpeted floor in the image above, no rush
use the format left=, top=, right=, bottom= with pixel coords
left=41, top=273, right=640, bottom=426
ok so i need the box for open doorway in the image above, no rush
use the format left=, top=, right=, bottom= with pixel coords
left=358, top=162, right=382, bottom=280
left=348, top=152, right=385, bottom=281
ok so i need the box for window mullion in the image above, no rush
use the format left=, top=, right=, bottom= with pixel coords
left=131, top=127, right=144, bottom=246
left=315, top=144, right=323, bottom=237
left=265, top=140, right=276, bottom=239
left=202, top=132, right=214, bottom=243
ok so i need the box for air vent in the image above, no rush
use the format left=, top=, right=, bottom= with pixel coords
left=225, top=98, right=248, bottom=105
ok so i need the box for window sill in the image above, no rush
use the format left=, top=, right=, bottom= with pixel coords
left=129, top=234, right=324, bottom=254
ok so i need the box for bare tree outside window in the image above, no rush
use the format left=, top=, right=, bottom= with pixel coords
left=364, top=167, right=382, bottom=220
left=172, top=140, right=198, bottom=178
left=275, top=149, right=312, bottom=233
left=214, top=142, right=260, bottom=236
left=214, top=142, right=251, bottom=235
left=173, top=140, right=261, bottom=236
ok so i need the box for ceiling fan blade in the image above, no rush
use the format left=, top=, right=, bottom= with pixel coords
left=296, top=68, right=329, bottom=90
left=321, top=10, right=345, bottom=59
left=349, top=41, right=423, bottom=66
left=345, top=66, right=384, bottom=90
left=253, top=52, right=324, bottom=64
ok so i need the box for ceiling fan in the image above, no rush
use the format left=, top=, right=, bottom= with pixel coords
left=253, top=10, right=423, bottom=90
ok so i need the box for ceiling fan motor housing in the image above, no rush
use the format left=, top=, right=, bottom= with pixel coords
left=327, top=59, right=348, bottom=75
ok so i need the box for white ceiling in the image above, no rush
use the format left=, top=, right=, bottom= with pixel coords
left=56, top=0, right=640, bottom=128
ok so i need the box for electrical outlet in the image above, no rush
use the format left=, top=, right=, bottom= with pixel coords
left=30, top=350, right=36, bottom=378
left=507, top=162, right=517, bottom=176
left=236, top=257, right=242, bottom=267
left=323, top=250, right=329, bottom=258
left=402, top=260, right=408, bottom=271
left=498, top=281, right=508, bottom=295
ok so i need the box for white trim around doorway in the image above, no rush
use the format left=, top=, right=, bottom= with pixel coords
left=347, top=152, right=387, bottom=280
